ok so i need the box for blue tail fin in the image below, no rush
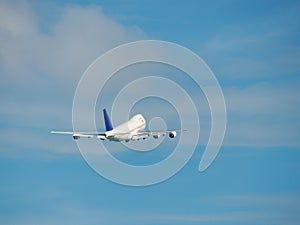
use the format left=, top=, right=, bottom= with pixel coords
left=103, top=109, right=113, bottom=131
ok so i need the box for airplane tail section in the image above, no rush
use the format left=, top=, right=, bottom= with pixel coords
left=103, top=109, right=113, bottom=131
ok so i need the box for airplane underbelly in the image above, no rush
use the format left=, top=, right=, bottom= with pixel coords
left=110, top=134, right=131, bottom=142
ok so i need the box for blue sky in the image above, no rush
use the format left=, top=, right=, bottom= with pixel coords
left=0, top=0, right=300, bottom=224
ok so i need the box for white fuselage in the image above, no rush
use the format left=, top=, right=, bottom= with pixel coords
left=105, top=114, right=146, bottom=142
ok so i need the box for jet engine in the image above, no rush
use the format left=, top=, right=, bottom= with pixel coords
left=97, top=135, right=107, bottom=140
left=153, top=134, right=160, bottom=139
left=169, top=131, right=176, bottom=138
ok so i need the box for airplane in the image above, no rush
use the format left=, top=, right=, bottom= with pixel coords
left=51, top=109, right=184, bottom=142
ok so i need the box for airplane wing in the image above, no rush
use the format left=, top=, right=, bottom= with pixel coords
left=50, top=131, right=106, bottom=140
left=51, top=129, right=187, bottom=141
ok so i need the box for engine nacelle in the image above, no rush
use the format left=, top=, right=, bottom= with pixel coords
left=169, top=131, right=176, bottom=138
left=73, top=135, right=80, bottom=140
left=97, top=135, right=106, bottom=140
left=153, top=134, right=160, bottom=139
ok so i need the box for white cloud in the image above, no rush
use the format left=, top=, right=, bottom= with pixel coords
left=0, top=0, right=36, bottom=35
left=0, top=1, right=145, bottom=88
left=0, top=1, right=146, bottom=157
left=1, top=1, right=299, bottom=160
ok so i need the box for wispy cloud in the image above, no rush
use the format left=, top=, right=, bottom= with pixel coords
left=1, top=0, right=299, bottom=161
left=0, top=1, right=145, bottom=158
left=199, top=2, right=300, bottom=81
left=223, top=80, right=300, bottom=147
left=190, top=1, right=300, bottom=148
left=150, top=194, right=300, bottom=224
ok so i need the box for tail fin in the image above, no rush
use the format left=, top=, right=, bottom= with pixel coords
left=103, top=109, right=113, bottom=131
